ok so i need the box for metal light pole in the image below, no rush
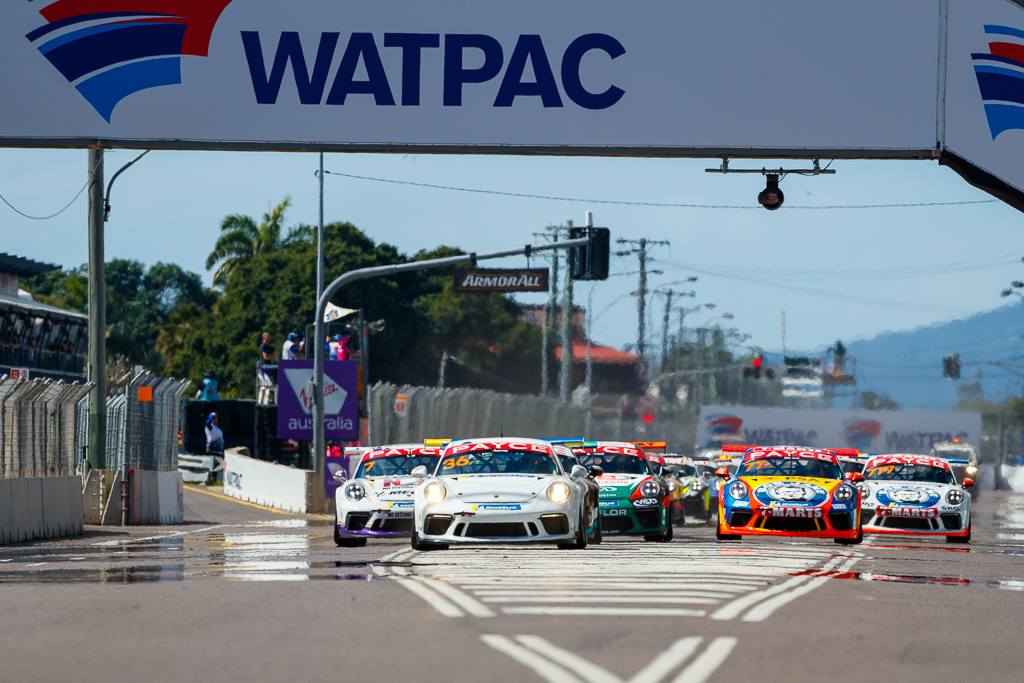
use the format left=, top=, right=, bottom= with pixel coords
left=558, top=222, right=574, bottom=402
left=86, top=148, right=106, bottom=470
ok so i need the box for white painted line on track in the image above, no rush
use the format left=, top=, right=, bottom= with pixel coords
left=485, top=595, right=722, bottom=605
left=516, top=635, right=623, bottom=683
left=502, top=607, right=707, bottom=617
left=413, top=576, right=495, bottom=617
left=630, top=638, right=703, bottom=683
left=91, top=525, right=227, bottom=546
left=390, top=576, right=464, bottom=617
left=741, top=556, right=862, bottom=622
left=376, top=549, right=407, bottom=562
left=709, top=554, right=848, bottom=621
left=481, top=634, right=585, bottom=683
left=474, top=590, right=738, bottom=599
left=672, top=638, right=737, bottom=683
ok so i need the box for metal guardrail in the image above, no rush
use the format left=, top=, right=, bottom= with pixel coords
left=104, top=372, right=191, bottom=472
left=0, top=377, right=92, bottom=478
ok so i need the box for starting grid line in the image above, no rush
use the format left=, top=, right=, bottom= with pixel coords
left=380, top=544, right=862, bottom=621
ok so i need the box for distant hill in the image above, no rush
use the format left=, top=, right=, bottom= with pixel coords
left=780, top=302, right=1024, bottom=410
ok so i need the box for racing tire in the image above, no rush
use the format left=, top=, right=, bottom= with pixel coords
left=334, top=525, right=367, bottom=548
left=410, top=531, right=448, bottom=551
left=644, top=514, right=674, bottom=542
left=835, top=525, right=863, bottom=545
left=558, top=507, right=589, bottom=550
left=588, top=517, right=603, bottom=545
left=947, top=523, right=971, bottom=544
left=715, top=527, right=741, bottom=541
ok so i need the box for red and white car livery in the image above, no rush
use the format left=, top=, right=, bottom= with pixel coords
left=334, top=444, right=442, bottom=547
left=411, top=438, right=594, bottom=550
left=858, top=454, right=974, bottom=542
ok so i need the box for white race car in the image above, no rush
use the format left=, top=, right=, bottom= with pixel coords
left=334, top=444, right=442, bottom=547
left=858, top=454, right=974, bottom=543
left=410, top=438, right=594, bottom=550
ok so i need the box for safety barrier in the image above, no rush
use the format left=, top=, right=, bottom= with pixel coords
left=224, top=449, right=326, bottom=513
left=0, top=377, right=92, bottom=479
left=0, top=475, right=84, bottom=544
left=367, top=383, right=687, bottom=447
left=98, top=372, right=192, bottom=472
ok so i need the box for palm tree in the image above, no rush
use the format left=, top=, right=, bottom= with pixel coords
left=205, top=196, right=312, bottom=286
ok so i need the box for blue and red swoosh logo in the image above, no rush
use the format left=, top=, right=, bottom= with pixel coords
left=706, top=414, right=742, bottom=436
left=843, top=419, right=882, bottom=450
left=25, top=0, right=234, bottom=122
left=973, top=24, right=1024, bottom=139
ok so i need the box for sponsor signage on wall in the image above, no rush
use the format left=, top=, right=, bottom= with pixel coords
left=454, top=268, right=549, bottom=293
left=698, top=405, right=982, bottom=456
left=277, top=360, right=358, bottom=439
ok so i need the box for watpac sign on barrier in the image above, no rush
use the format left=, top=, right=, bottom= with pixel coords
left=698, top=405, right=982, bottom=455
left=4, top=1, right=1024, bottom=209
left=277, top=359, right=358, bottom=440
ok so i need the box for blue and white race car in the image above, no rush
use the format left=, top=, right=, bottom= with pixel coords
left=410, top=438, right=594, bottom=550
left=334, top=444, right=442, bottom=547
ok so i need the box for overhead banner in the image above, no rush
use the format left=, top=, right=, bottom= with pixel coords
left=1, top=1, right=938, bottom=154
left=698, top=406, right=982, bottom=456
left=277, top=359, right=358, bottom=440
left=454, top=268, right=548, bottom=293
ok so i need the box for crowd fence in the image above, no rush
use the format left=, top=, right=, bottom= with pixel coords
left=0, top=377, right=92, bottom=479
left=367, top=383, right=689, bottom=450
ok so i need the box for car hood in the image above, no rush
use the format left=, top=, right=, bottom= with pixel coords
left=362, top=476, right=422, bottom=499
left=594, top=473, right=646, bottom=498
left=437, top=473, right=554, bottom=503
left=862, top=481, right=951, bottom=506
left=739, top=476, right=841, bottom=507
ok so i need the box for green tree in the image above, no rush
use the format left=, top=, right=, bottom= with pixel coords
left=855, top=391, right=901, bottom=411
left=205, top=196, right=313, bottom=286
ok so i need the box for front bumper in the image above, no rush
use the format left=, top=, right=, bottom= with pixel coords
left=336, top=498, right=416, bottom=537
left=598, top=502, right=668, bottom=535
left=719, top=503, right=860, bottom=539
left=415, top=501, right=578, bottom=544
left=862, top=506, right=969, bottom=536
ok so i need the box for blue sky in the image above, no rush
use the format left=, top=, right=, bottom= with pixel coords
left=2, top=148, right=1022, bottom=360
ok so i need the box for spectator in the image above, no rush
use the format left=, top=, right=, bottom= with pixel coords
left=258, top=332, right=277, bottom=383
left=196, top=369, right=219, bottom=400
left=328, top=334, right=341, bottom=360
left=282, top=332, right=302, bottom=361
left=205, top=412, right=224, bottom=456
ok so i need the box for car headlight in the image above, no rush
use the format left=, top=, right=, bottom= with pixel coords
left=691, top=480, right=704, bottom=491
left=344, top=482, right=365, bottom=501
left=640, top=479, right=661, bottom=498
left=946, top=489, right=965, bottom=505
left=856, top=484, right=870, bottom=499
left=832, top=484, right=855, bottom=503
left=966, top=465, right=978, bottom=475
left=424, top=482, right=447, bottom=504
left=667, top=481, right=677, bottom=493
left=548, top=481, right=571, bottom=503
left=727, top=481, right=749, bottom=500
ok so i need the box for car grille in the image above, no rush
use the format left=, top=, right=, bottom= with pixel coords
left=600, top=515, right=634, bottom=533
left=827, top=512, right=854, bottom=531
left=345, top=513, right=370, bottom=531
left=940, top=513, right=962, bottom=530
left=634, top=509, right=661, bottom=529
left=760, top=516, right=823, bottom=532
left=378, top=518, right=413, bottom=533
left=727, top=510, right=753, bottom=528
left=882, top=517, right=933, bottom=530
left=465, top=522, right=529, bottom=538
left=424, top=514, right=453, bottom=535
left=540, top=514, right=569, bottom=535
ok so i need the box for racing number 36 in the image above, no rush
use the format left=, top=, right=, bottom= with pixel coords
left=442, top=456, right=472, bottom=470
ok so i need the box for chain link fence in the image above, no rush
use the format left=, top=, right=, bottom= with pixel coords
left=368, top=383, right=689, bottom=448
left=0, top=377, right=92, bottom=479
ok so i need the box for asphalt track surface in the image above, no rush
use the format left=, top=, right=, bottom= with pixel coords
left=2, top=487, right=1023, bottom=683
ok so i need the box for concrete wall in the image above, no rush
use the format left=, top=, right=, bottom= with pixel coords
left=129, top=471, right=184, bottom=525
left=0, top=475, right=84, bottom=545
left=224, top=450, right=327, bottom=513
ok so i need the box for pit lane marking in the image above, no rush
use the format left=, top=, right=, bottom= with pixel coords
left=481, top=634, right=737, bottom=683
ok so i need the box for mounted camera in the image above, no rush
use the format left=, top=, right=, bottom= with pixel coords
left=758, top=174, right=784, bottom=210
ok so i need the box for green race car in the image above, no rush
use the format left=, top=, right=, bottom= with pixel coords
left=674, top=458, right=713, bottom=522
left=572, top=442, right=673, bottom=542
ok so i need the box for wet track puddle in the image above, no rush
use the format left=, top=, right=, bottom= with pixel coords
left=833, top=571, right=1024, bottom=591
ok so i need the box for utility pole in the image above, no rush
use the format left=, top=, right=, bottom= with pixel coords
left=585, top=284, right=594, bottom=438
left=661, top=289, right=673, bottom=372
left=314, top=152, right=325, bottom=472
left=559, top=220, right=575, bottom=402
left=616, top=237, right=669, bottom=372
left=87, top=148, right=106, bottom=470
left=539, top=226, right=560, bottom=397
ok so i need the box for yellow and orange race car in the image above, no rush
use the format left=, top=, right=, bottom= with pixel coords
left=715, top=445, right=863, bottom=544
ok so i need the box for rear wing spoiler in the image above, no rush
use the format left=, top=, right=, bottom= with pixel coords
left=721, top=445, right=862, bottom=459
left=631, top=441, right=666, bottom=450
left=423, top=438, right=453, bottom=447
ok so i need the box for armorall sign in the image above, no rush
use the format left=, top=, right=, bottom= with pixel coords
left=453, top=268, right=549, bottom=293
left=4, top=0, right=1024, bottom=211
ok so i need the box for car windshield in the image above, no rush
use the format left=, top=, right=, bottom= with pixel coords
left=738, top=457, right=843, bottom=480
left=864, top=463, right=956, bottom=485
left=678, top=464, right=698, bottom=477
left=557, top=454, right=578, bottom=473
left=356, top=456, right=439, bottom=478
left=575, top=452, right=651, bottom=475
left=436, top=449, right=561, bottom=475
left=842, top=460, right=864, bottom=474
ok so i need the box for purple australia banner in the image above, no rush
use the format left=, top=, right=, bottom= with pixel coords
left=276, top=360, right=358, bottom=440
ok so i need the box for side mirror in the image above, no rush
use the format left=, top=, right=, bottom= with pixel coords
left=570, top=465, right=587, bottom=479
left=845, top=472, right=865, bottom=482
left=411, top=465, right=428, bottom=478
left=660, top=467, right=674, bottom=479
left=962, top=477, right=975, bottom=488
left=588, top=466, right=604, bottom=478
left=715, top=467, right=730, bottom=478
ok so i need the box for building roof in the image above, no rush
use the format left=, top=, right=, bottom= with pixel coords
left=0, top=293, right=88, bottom=323
left=0, top=253, right=61, bottom=278
left=555, top=342, right=641, bottom=364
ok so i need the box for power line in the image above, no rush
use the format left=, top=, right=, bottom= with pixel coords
left=0, top=154, right=104, bottom=220
left=323, top=170, right=999, bottom=210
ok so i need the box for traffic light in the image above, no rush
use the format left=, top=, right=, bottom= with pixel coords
left=942, top=354, right=961, bottom=380
left=568, top=227, right=610, bottom=280
left=743, top=354, right=775, bottom=380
